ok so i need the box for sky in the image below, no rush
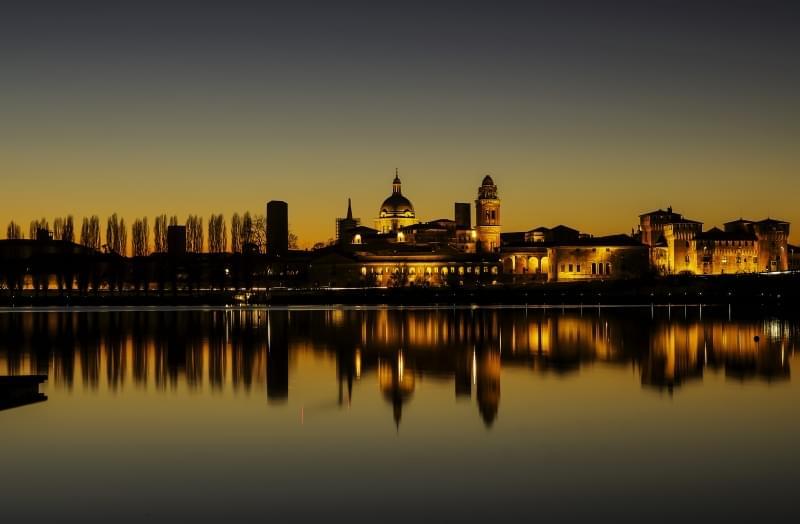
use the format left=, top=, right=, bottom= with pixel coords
left=1, top=1, right=798, bottom=247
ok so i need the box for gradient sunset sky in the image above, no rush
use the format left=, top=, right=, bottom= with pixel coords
left=2, top=1, right=798, bottom=246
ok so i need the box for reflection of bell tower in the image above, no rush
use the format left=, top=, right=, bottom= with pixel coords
left=476, top=175, right=501, bottom=252
left=476, top=349, right=501, bottom=427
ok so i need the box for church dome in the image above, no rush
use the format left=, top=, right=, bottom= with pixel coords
left=379, top=172, right=415, bottom=218
left=380, top=194, right=414, bottom=217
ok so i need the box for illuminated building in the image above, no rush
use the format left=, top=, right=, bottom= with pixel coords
left=639, top=208, right=703, bottom=274
left=499, top=233, right=649, bottom=282
left=691, top=228, right=759, bottom=275
left=374, top=170, right=418, bottom=234
left=725, top=218, right=790, bottom=272
left=475, top=175, right=501, bottom=252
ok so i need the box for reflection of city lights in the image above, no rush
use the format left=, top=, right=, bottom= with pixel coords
left=398, top=351, right=404, bottom=381
left=472, top=349, right=477, bottom=386
left=355, top=349, right=362, bottom=379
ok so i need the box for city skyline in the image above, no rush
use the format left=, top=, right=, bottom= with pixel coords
left=2, top=2, right=799, bottom=246
left=3, top=171, right=797, bottom=250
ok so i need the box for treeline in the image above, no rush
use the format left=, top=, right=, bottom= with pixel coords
left=4, top=213, right=298, bottom=255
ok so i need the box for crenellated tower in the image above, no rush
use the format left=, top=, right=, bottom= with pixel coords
left=475, top=175, right=501, bottom=251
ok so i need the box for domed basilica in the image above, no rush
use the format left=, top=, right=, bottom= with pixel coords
left=375, top=170, right=418, bottom=233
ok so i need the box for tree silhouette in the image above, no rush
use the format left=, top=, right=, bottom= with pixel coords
left=132, top=217, right=150, bottom=257
left=54, top=217, right=64, bottom=240
left=52, top=216, right=75, bottom=242
left=186, top=215, right=204, bottom=253
left=241, top=212, right=253, bottom=250
left=251, top=214, right=266, bottom=253
left=63, top=215, right=75, bottom=242
left=231, top=213, right=242, bottom=253
left=29, top=217, right=49, bottom=239
left=80, top=215, right=101, bottom=250
left=105, top=214, right=127, bottom=255
left=5, top=221, right=22, bottom=239
left=208, top=214, right=227, bottom=253
left=154, top=214, right=168, bottom=253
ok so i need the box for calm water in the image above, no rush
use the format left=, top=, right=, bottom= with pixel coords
left=1, top=306, right=799, bottom=522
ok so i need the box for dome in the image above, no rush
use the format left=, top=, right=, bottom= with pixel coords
left=481, top=174, right=495, bottom=186
left=380, top=193, right=415, bottom=217
left=379, top=172, right=415, bottom=218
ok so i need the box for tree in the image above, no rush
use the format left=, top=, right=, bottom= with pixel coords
left=80, top=215, right=101, bottom=250
left=6, top=221, right=22, bottom=239
left=63, top=215, right=74, bottom=242
left=154, top=214, right=168, bottom=253
left=105, top=214, right=126, bottom=255
left=231, top=213, right=242, bottom=253
left=208, top=214, right=226, bottom=253
left=186, top=215, right=204, bottom=253
left=241, top=212, right=253, bottom=250
left=29, top=217, right=49, bottom=239
left=53, top=217, right=64, bottom=240
left=251, top=214, right=266, bottom=253
left=132, top=218, right=150, bottom=257
left=52, top=216, right=75, bottom=242
left=288, top=229, right=299, bottom=249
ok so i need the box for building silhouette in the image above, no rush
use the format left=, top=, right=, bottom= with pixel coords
left=267, top=200, right=289, bottom=256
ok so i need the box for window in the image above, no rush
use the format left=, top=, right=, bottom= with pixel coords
left=568, top=263, right=573, bottom=272
left=591, top=263, right=597, bottom=275
left=685, top=255, right=690, bottom=263
left=576, top=264, right=581, bottom=273
left=721, top=256, right=728, bottom=264
left=560, top=264, right=566, bottom=272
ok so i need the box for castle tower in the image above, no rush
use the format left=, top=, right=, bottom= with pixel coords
left=475, top=175, right=501, bottom=251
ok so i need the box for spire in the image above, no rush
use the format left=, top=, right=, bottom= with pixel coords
left=346, top=198, right=353, bottom=220
left=392, top=169, right=402, bottom=194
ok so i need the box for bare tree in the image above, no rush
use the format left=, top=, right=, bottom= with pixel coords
left=231, top=213, right=242, bottom=253
left=54, top=217, right=64, bottom=240
left=80, top=215, right=101, bottom=250
left=288, top=229, right=298, bottom=250
left=251, top=214, right=266, bottom=253
left=208, top=214, right=226, bottom=253
left=52, top=215, right=75, bottom=242
left=241, top=212, right=253, bottom=250
left=118, top=218, right=127, bottom=256
left=169, top=215, right=178, bottom=227
left=132, top=217, right=150, bottom=257
left=186, top=215, right=204, bottom=253
left=29, top=217, right=49, bottom=239
left=153, top=214, right=167, bottom=253
left=63, top=215, right=75, bottom=242
left=105, top=214, right=126, bottom=255
left=6, top=221, right=22, bottom=239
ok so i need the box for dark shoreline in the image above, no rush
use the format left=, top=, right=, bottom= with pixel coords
left=1, top=273, right=800, bottom=311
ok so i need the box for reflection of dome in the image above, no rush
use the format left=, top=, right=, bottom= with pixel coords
left=379, top=352, right=415, bottom=429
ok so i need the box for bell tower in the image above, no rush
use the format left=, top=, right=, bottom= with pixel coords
left=476, top=175, right=501, bottom=251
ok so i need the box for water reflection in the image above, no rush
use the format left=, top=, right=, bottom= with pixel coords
left=0, top=307, right=796, bottom=424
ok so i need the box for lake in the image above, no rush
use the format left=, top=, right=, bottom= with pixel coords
left=1, top=305, right=798, bottom=522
